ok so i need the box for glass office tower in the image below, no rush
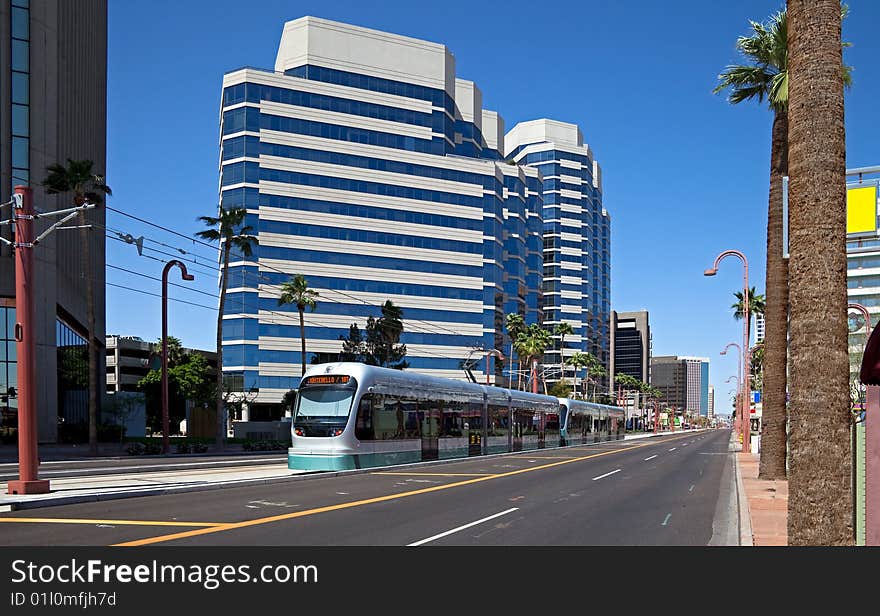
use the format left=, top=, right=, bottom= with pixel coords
left=218, top=17, right=605, bottom=411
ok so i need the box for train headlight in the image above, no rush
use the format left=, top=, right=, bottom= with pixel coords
left=294, top=427, right=304, bottom=437
left=331, top=428, right=344, bottom=437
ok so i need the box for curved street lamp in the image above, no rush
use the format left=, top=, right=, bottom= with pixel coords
left=705, top=250, right=751, bottom=453
left=162, top=260, right=195, bottom=454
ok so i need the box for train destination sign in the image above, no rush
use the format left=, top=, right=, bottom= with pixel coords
left=302, top=375, right=352, bottom=386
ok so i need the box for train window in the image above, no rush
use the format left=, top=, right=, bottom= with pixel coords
left=488, top=405, right=508, bottom=437
left=355, top=396, right=374, bottom=440
left=464, top=402, right=483, bottom=432
left=441, top=401, right=465, bottom=437
left=355, top=394, right=420, bottom=440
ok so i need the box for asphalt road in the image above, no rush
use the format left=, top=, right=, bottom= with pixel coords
left=0, top=452, right=287, bottom=481
left=0, top=430, right=734, bottom=546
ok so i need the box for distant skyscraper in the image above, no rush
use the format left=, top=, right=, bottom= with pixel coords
left=651, top=355, right=709, bottom=416
left=755, top=313, right=765, bottom=344
left=610, top=310, right=651, bottom=385
left=708, top=384, right=715, bottom=419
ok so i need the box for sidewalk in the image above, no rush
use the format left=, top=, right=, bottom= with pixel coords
left=736, top=445, right=789, bottom=546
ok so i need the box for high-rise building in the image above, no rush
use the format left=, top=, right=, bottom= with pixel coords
left=708, top=384, right=715, bottom=419
left=0, top=0, right=107, bottom=442
left=845, top=166, right=880, bottom=382
left=610, top=310, right=650, bottom=384
left=754, top=313, right=765, bottom=344
left=505, top=120, right=611, bottom=385
left=218, top=17, right=610, bottom=413
left=651, top=355, right=709, bottom=417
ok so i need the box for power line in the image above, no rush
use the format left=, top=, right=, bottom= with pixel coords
left=105, top=282, right=217, bottom=311
left=103, top=205, right=487, bottom=340
left=106, top=263, right=220, bottom=300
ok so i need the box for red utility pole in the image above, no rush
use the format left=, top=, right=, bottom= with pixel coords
left=6, top=187, right=47, bottom=495
left=531, top=359, right=538, bottom=394
left=161, top=260, right=194, bottom=454
left=3, top=186, right=96, bottom=495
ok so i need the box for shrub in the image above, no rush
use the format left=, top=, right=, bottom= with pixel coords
left=126, top=443, right=145, bottom=456
left=243, top=440, right=288, bottom=452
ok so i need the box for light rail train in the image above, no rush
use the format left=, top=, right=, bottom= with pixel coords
left=288, top=363, right=625, bottom=470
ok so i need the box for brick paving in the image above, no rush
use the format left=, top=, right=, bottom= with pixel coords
left=739, top=451, right=788, bottom=546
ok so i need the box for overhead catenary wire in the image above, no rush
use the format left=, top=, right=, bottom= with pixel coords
left=102, top=209, right=480, bottom=341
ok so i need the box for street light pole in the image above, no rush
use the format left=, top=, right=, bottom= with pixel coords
left=705, top=249, right=751, bottom=454
left=161, top=260, right=194, bottom=455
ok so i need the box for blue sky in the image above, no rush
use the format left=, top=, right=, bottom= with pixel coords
left=104, top=0, right=880, bottom=415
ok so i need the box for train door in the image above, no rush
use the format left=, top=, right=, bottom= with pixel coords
left=512, top=408, right=524, bottom=451
left=536, top=411, right=546, bottom=449
left=420, top=400, right=439, bottom=461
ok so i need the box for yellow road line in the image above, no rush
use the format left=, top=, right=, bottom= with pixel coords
left=517, top=456, right=579, bottom=459
left=371, top=472, right=491, bottom=477
left=0, top=518, right=221, bottom=527
left=114, top=440, right=657, bottom=547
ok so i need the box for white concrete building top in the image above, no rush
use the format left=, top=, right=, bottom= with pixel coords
left=274, top=16, right=456, bottom=96
left=503, top=118, right=585, bottom=156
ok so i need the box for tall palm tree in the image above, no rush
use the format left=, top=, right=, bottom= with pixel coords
left=731, top=287, right=766, bottom=321
left=514, top=324, right=551, bottom=392
left=786, top=0, right=851, bottom=545
left=505, top=314, right=526, bottom=389
left=566, top=352, right=591, bottom=398
left=277, top=274, right=319, bottom=377
left=553, top=322, right=574, bottom=384
left=732, top=287, right=766, bottom=361
left=42, top=159, right=111, bottom=456
left=715, top=6, right=851, bottom=483
left=195, top=207, right=256, bottom=450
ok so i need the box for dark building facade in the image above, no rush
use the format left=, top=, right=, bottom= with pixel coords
left=610, top=310, right=650, bottom=384
left=0, top=0, right=107, bottom=442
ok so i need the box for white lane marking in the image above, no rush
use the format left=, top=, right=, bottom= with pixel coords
left=689, top=484, right=695, bottom=493
left=592, top=469, right=621, bottom=481
left=644, top=455, right=658, bottom=461
left=662, top=513, right=672, bottom=526
left=407, top=508, right=519, bottom=546
left=669, top=447, right=677, bottom=451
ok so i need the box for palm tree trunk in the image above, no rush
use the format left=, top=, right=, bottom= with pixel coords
left=761, top=112, right=789, bottom=480
left=215, top=244, right=231, bottom=450
left=81, top=220, right=98, bottom=456
left=787, top=0, right=852, bottom=545
left=299, top=307, right=306, bottom=376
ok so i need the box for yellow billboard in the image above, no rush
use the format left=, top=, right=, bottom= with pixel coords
left=847, top=185, right=878, bottom=234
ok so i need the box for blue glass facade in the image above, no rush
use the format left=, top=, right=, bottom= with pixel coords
left=506, top=125, right=612, bottom=388
left=217, top=18, right=609, bottom=404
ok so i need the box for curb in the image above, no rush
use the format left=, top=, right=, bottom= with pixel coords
left=733, top=447, right=754, bottom=546
left=2, top=430, right=698, bottom=512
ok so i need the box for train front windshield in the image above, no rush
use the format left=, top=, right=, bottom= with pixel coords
left=293, top=375, right=357, bottom=437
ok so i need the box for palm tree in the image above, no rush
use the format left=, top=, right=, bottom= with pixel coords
left=277, top=274, right=319, bottom=377
left=42, top=159, right=111, bottom=456
left=566, top=352, right=592, bottom=398
left=553, top=322, right=574, bottom=383
left=731, top=287, right=766, bottom=321
left=195, top=207, right=256, bottom=450
left=732, top=287, right=766, bottom=364
left=715, top=5, right=851, bottom=483
left=505, top=314, right=526, bottom=389
left=588, top=363, right=608, bottom=402
left=514, top=324, right=551, bottom=392
left=786, top=0, right=851, bottom=545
